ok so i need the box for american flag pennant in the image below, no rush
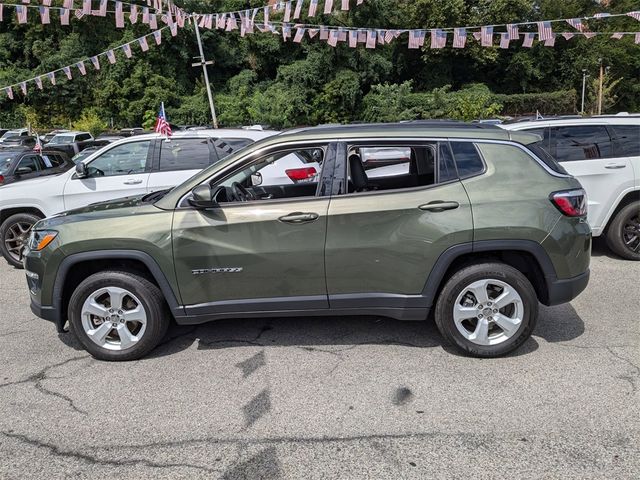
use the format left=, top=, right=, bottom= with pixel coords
left=282, top=24, right=292, bottom=41
left=90, top=56, right=100, bottom=70
left=63, top=0, right=73, bottom=9
left=506, top=24, right=518, bottom=40
left=324, top=0, right=333, bottom=14
left=376, top=30, right=385, bottom=45
left=216, top=13, right=225, bottom=29
left=0, top=4, right=3, bottom=22
left=225, top=13, right=237, bottom=31
left=348, top=30, right=357, bottom=47
left=75, top=9, right=84, bottom=19
left=149, top=13, right=157, bottom=29
left=453, top=27, right=466, bottom=48
left=43, top=0, right=51, bottom=6
left=611, top=32, right=623, bottom=39
left=34, top=76, right=43, bottom=90
left=60, top=8, right=70, bottom=25
left=139, top=35, right=149, bottom=51
left=165, top=10, right=174, bottom=27
left=522, top=32, right=535, bottom=47
left=21, top=0, right=29, bottom=3
left=115, top=1, right=124, bottom=27
left=39, top=6, right=50, bottom=23
left=293, top=0, right=302, bottom=19
left=293, top=26, right=305, bottom=43
left=342, top=0, right=349, bottom=10
left=384, top=30, right=394, bottom=43
left=308, top=0, right=318, bottom=17
left=176, top=8, right=184, bottom=27
left=142, top=6, right=149, bottom=23
left=82, top=0, right=90, bottom=15
left=320, top=25, right=329, bottom=40
left=63, top=66, right=72, bottom=79
left=98, top=0, right=106, bottom=16
left=283, top=1, right=291, bottom=22
left=481, top=26, right=493, bottom=46
left=5, top=87, right=13, bottom=100
left=169, top=21, right=177, bottom=36
left=429, top=29, right=441, bottom=48
left=206, top=13, right=214, bottom=30
left=408, top=30, right=426, bottom=49
left=338, top=28, right=347, bottom=42
left=307, top=28, right=319, bottom=38
left=628, top=11, right=640, bottom=21
left=122, top=43, right=132, bottom=57
left=583, top=32, right=596, bottom=39
left=635, top=32, right=640, bottom=44
left=499, top=32, right=509, bottom=49
left=47, top=71, right=56, bottom=85
left=544, top=35, right=555, bottom=47
left=76, top=61, right=86, bottom=75
left=19, top=82, right=27, bottom=96
left=566, top=18, right=584, bottom=32
left=16, top=5, right=28, bottom=23
left=561, top=32, right=574, bottom=40
left=327, top=29, right=339, bottom=47
left=472, top=31, right=481, bottom=41
left=129, top=4, right=137, bottom=23
left=198, top=14, right=206, bottom=28
left=366, top=30, right=376, bottom=48
left=537, top=21, right=553, bottom=40
left=357, top=29, right=366, bottom=43
left=106, top=49, right=116, bottom=63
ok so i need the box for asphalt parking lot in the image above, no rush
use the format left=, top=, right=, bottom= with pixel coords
left=0, top=239, right=638, bottom=479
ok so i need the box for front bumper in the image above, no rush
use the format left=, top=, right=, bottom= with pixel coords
left=544, top=269, right=590, bottom=306
left=30, top=298, right=66, bottom=332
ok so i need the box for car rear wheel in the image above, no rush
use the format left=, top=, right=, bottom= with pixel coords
left=68, top=271, right=170, bottom=361
left=606, top=201, right=640, bottom=261
left=0, top=213, right=42, bottom=268
left=434, top=263, right=538, bottom=357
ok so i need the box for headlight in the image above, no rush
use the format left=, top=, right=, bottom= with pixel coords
left=28, top=230, right=58, bottom=251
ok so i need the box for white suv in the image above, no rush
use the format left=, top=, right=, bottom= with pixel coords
left=503, top=116, right=640, bottom=260
left=0, top=128, right=276, bottom=267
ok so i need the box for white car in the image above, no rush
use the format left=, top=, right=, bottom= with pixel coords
left=0, top=129, right=29, bottom=144
left=0, top=128, right=276, bottom=267
left=502, top=116, right=640, bottom=260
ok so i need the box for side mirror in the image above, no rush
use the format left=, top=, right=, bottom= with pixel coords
left=250, top=172, right=263, bottom=186
left=15, top=167, right=33, bottom=175
left=75, top=162, right=88, bottom=178
left=188, top=184, right=218, bottom=209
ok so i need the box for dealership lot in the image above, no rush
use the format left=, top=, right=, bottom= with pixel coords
left=0, top=239, right=638, bottom=479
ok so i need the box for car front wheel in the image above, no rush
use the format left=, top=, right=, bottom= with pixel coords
left=68, top=271, right=170, bottom=361
left=434, top=262, right=538, bottom=357
left=0, top=213, right=42, bottom=268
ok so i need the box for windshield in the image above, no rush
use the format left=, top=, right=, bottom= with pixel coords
left=72, top=149, right=95, bottom=164
left=1, top=131, right=22, bottom=140
left=48, top=135, right=74, bottom=145
left=0, top=153, right=18, bottom=174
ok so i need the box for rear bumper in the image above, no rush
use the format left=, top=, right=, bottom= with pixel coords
left=544, top=269, right=590, bottom=306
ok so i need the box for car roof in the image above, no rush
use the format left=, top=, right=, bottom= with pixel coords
left=503, top=115, right=640, bottom=129
left=52, top=131, right=89, bottom=136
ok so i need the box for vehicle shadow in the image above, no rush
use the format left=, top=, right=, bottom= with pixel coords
left=591, top=236, right=620, bottom=260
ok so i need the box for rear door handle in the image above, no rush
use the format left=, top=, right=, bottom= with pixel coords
left=419, top=201, right=459, bottom=212
left=279, top=212, right=319, bottom=224
left=604, top=163, right=626, bottom=169
left=123, top=179, right=143, bottom=185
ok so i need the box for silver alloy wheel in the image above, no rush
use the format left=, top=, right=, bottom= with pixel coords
left=453, top=278, right=524, bottom=346
left=80, top=286, right=148, bottom=351
left=4, top=221, right=32, bottom=262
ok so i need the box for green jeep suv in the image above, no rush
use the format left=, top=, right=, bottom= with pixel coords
left=23, top=123, right=591, bottom=361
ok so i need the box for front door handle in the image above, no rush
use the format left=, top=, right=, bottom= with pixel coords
left=604, top=163, right=626, bottom=170
left=123, top=178, right=143, bottom=185
left=419, top=201, right=460, bottom=212
left=279, top=212, right=319, bottom=224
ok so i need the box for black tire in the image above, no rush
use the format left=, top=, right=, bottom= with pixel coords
left=0, top=213, right=42, bottom=269
left=606, top=201, right=640, bottom=261
left=434, top=262, right=538, bottom=358
left=68, top=270, right=170, bottom=361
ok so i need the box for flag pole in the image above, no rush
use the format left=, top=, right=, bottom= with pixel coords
left=193, top=19, right=219, bottom=129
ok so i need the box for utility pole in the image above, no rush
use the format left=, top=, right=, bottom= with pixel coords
left=581, top=69, right=589, bottom=115
left=192, top=20, right=218, bottom=128
left=597, top=59, right=604, bottom=116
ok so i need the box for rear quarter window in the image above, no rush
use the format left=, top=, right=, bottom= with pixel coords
left=611, top=125, right=640, bottom=157
left=450, top=142, right=484, bottom=177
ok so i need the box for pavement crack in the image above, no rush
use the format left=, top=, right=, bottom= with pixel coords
left=606, top=347, right=639, bottom=395
left=1, top=432, right=220, bottom=474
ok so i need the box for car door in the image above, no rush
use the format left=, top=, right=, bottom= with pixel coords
left=324, top=141, right=473, bottom=314
left=172, top=142, right=336, bottom=314
left=147, top=137, right=215, bottom=193
left=548, top=124, right=633, bottom=233
left=62, top=139, right=152, bottom=211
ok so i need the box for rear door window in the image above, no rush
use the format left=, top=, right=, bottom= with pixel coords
left=159, top=138, right=212, bottom=172
left=17, top=155, right=42, bottom=172
left=450, top=142, right=484, bottom=177
left=213, top=138, right=254, bottom=160
left=551, top=125, right=613, bottom=162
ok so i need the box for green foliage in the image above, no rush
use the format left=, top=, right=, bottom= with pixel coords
left=494, top=90, right=578, bottom=115
left=72, top=109, right=108, bottom=136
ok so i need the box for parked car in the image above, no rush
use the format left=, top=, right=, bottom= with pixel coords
left=502, top=116, right=640, bottom=260
left=0, top=135, right=37, bottom=149
left=45, top=131, right=94, bottom=157
left=0, top=128, right=276, bottom=267
left=42, top=129, right=70, bottom=144
left=0, top=129, right=10, bottom=138
left=0, top=150, right=72, bottom=186
left=0, top=128, right=29, bottom=144
left=23, top=122, right=590, bottom=361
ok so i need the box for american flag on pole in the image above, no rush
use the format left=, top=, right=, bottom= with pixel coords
left=537, top=21, right=553, bottom=41
left=154, top=102, right=172, bottom=136
left=34, top=135, right=43, bottom=153
left=480, top=26, right=493, bottom=46
left=566, top=18, right=584, bottom=32
left=453, top=28, right=466, bottom=48
left=506, top=24, right=519, bottom=40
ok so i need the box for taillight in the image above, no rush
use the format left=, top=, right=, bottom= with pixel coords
left=550, top=189, right=587, bottom=217
left=0, top=175, right=4, bottom=184
left=285, top=167, right=317, bottom=183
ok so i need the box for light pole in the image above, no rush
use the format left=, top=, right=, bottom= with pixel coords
left=581, top=69, right=589, bottom=115
left=597, top=58, right=604, bottom=116
left=192, top=20, right=219, bottom=128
